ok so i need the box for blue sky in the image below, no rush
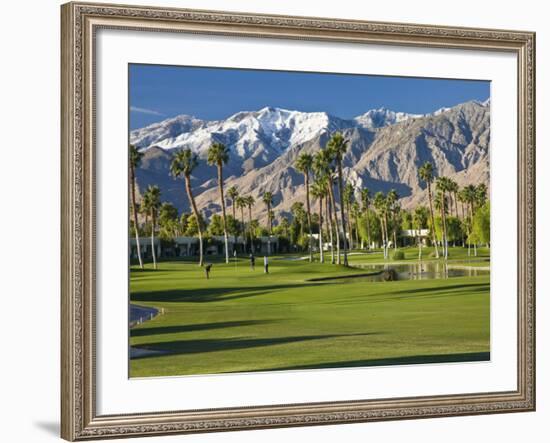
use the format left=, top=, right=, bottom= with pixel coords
left=129, top=64, right=490, bottom=130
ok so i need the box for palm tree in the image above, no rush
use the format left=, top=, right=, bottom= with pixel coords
left=448, top=178, right=459, bottom=218
left=262, top=192, right=274, bottom=255
left=129, top=144, right=144, bottom=269
left=314, top=149, right=338, bottom=264
left=475, top=183, right=488, bottom=208
left=311, top=178, right=327, bottom=263
left=170, top=149, right=204, bottom=266
left=236, top=195, right=247, bottom=252
left=419, top=162, right=440, bottom=259
left=463, top=184, right=478, bottom=256
left=327, top=132, right=350, bottom=266
left=360, top=188, right=372, bottom=250
left=387, top=189, right=399, bottom=249
left=295, top=152, right=314, bottom=262
left=435, top=177, right=450, bottom=259
left=343, top=183, right=355, bottom=251
left=244, top=195, right=255, bottom=253
left=227, top=185, right=239, bottom=250
left=142, top=185, right=161, bottom=269
left=207, top=143, right=231, bottom=263
left=458, top=188, right=468, bottom=246
left=374, top=191, right=388, bottom=258
left=351, top=201, right=360, bottom=248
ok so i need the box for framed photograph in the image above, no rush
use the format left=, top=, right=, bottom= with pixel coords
left=61, top=1, right=536, bottom=440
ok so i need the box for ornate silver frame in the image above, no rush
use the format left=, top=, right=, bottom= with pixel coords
left=61, top=2, right=536, bottom=440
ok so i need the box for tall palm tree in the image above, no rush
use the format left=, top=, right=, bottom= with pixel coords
left=170, top=149, right=204, bottom=266
left=142, top=185, right=161, bottom=269
left=227, top=185, right=239, bottom=250
left=244, top=195, right=255, bottom=253
left=475, top=183, right=488, bottom=208
left=458, top=187, right=468, bottom=247
left=387, top=189, right=399, bottom=249
left=311, top=178, right=327, bottom=264
left=262, top=192, right=274, bottom=254
left=435, top=177, right=450, bottom=259
left=314, top=149, right=338, bottom=264
left=448, top=178, right=459, bottom=218
left=207, top=143, right=231, bottom=263
left=351, top=201, right=360, bottom=248
left=129, top=144, right=144, bottom=269
left=463, top=184, right=478, bottom=256
left=295, top=152, right=314, bottom=262
left=327, top=132, right=350, bottom=266
left=236, top=195, right=247, bottom=252
left=374, top=191, right=388, bottom=258
left=419, top=161, right=439, bottom=258
left=360, top=188, right=372, bottom=250
left=343, top=183, right=355, bottom=251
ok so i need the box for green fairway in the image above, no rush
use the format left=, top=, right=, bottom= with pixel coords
left=129, top=251, right=490, bottom=377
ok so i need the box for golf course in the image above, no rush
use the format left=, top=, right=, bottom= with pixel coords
left=129, top=246, right=490, bottom=378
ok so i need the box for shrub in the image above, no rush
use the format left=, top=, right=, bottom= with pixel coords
left=392, top=250, right=405, bottom=260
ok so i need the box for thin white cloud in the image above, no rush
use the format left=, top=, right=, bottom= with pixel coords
left=130, top=106, right=164, bottom=116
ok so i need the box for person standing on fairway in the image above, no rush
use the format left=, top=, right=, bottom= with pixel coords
left=249, top=253, right=255, bottom=270
left=264, top=255, right=269, bottom=274
left=204, top=263, right=212, bottom=280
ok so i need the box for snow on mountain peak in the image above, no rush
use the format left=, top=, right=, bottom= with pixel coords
left=354, top=108, right=423, bottom=129
left=130, top=99, right=489, bottom=158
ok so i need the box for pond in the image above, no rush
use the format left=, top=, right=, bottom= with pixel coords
left=346, top=261, right=490, bottom=282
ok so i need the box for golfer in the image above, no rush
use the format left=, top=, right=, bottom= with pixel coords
left=204, top=263, right=212, bottom=280
left=249, top=253, right=255, bottom=270
left=263, top=255, right=269, bottom=274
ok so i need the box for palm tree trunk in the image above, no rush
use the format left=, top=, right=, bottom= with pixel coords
left=185, top=175, right=203, bottom=266
left=232, top=198, right=238, bottom=253
left=347, top=202, right=354, bottom=251
left=240, top=207, right=245, bottom=253
left=326, top=193, right=335, bottom=264
left=427, top=183, right=440, bottom=258
left=354, top=213, right=359, bottom=248
left=383, top=211, right=389, bottom=258
left=150, top=210, right=157, bottom=269
left=417, top=228, right=422, bottom=260
left=441, top=195, right=448, bottom=260
left=304, top=172, right=313, bottom=262
left=454, top=192, right=459, bottom=220
left=327, top=182, right=340, bottom=264
left=365, top=207, right=371, bottom=250
left=267, top=203, right=272, bottom=255
left=129, top=164, right=143, bottom=268
left=217, top=164, right=229, bottom=264
left=318, top=196, right=324, bottom=263
left=247, top=206, right=253, bottom=254
left=469, top=202, right=477, bottom=257
left=336, top=162, right=348, bottom=266
left=392, top=210, right=398, bottom=250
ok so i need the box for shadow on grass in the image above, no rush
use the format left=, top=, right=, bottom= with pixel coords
left=130, top=282, right=324, bottom=303
left=241, top=352, right=491, bottom=372
left=131, top=320, right=276, bottom=337
left=314, top=283, right=490, bottom=307
left=131, top=332, right=380, bottom=359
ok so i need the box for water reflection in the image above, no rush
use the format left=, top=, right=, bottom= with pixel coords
left=349, top=261, right=489, bottom=282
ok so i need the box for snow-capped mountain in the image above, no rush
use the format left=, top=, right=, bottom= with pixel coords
left=353, top=108, right=423, bottom=129
left=131, top=107, right=352, bottom=168
left=131, top=99, right=490, bottom=221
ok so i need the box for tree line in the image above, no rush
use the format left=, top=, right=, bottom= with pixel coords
left=129, top=134, right=489, bottom=269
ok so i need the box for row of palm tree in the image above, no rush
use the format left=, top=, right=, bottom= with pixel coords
left=130, top=139, right=488, bottom=269
left=292, top=132, right=351, bottom=266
